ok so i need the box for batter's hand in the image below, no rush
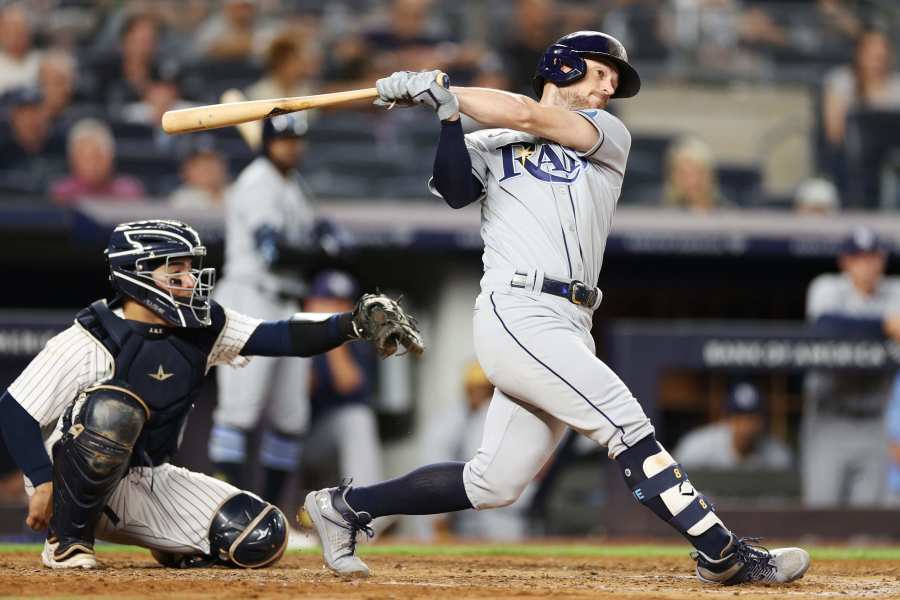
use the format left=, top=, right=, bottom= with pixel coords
left=26, top=482, right=52, bottom=531
left=351, top=293, right=425, bottom=358
left=374, top=71, right=418, bottom=109
left=884, top=315, right=900, bottom=342
left=405, top=70, right=459, bottom=121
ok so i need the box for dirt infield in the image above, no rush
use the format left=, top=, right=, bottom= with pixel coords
left=1, top=549, right=899, bottom=600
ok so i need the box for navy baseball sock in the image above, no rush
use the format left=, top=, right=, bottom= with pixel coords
left=345, top=462, right=473, bottom=518
left=616, top=434, right=733, bottom=559
left=263, top=467, right=290, bottom=505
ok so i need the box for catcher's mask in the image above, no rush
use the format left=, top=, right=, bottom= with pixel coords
left=106, top=220, right=215, bottom=328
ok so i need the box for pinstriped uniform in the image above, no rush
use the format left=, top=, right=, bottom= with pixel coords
left=9, top=306, right=262, bottom=554
left=430, top=109, right=655, bottom=510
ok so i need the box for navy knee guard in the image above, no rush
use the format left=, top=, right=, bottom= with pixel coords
left=616, top=434, right=722, bottom=537
left=51, top=383, right=149, bottom=552
left=209, top=493, right=287, bottom=568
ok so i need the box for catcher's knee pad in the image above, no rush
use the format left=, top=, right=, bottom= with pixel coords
left=209, top=493, right=287, bottom=568
left=51, top=383, right=149, bottom=550
left=616, top=434, right=723, bottom=537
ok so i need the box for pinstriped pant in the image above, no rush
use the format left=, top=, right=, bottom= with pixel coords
left=463, top=291, right=654, bottom=510
left=96, top=464, right=242, bottom=555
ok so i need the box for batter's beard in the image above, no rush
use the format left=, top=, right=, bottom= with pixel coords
left=559, top=89, right=608, bottom=110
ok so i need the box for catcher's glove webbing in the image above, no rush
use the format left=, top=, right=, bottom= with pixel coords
left=351, top=293, right=424, bottom=358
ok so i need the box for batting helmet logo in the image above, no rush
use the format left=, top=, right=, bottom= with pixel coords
left=533, top=31, right=641, bottom=100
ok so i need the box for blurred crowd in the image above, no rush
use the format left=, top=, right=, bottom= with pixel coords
left=0, top=0, right=899, bottom=209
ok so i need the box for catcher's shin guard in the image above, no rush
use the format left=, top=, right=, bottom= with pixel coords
left=616, top=434, right=730, bottom=554
left=51, top=383, right=149, bottom=555
left=208, top=493, right=288, bottom=568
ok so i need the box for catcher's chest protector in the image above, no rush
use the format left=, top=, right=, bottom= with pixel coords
left=76, top=299, right=226, bottom=465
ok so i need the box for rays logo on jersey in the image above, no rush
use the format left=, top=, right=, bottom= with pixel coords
left=499, top=142, right=587, bottom=184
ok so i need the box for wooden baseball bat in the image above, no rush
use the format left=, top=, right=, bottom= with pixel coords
left=162, top=87, right=378, bottom=134
left=219, top=89, right=262, bottom=150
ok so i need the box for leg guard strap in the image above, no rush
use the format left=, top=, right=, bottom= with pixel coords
left=631, top=463, right=687, bottom=503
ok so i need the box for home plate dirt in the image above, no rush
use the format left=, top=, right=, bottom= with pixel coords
left=0, top=551, right=898, bottom=599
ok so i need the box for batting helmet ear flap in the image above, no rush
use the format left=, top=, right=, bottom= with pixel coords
left=533, top=31, right=641, bottom=99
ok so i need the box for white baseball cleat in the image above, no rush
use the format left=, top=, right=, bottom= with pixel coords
left=297, top=484, right=373, bottom=578
left=693, top=536, right=810, bottom=585
left=42, top=537, right=97, bottom=569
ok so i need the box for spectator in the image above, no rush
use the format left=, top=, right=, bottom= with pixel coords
left=794, top=177, right=840, bottom=215
left=192, top=0, right=269, bottom=60
left=662, top=137, right=730, bottom=212
left=674, top=382, right=793, bottom=470
left=822, top=29, right=900, bottom=150
left=0, top=87, right=66, bottom=195
left=51, top=118, right=145, bottom=205
left=95, top=12, right=162, bottom=107
left=887, top=375, right=900, bottom=506
left=802, top=225, right=900, bottom=507
left=169, top=136, right=230, bottom=210
left=120, top=64, right=191, bottom=126
left=246, top=31, right=319, bottom=101
left=0, top=3, right=41, bottom=95
left=501, top=0, right=563, bottom=95
left=38, top=50, right=77, bottom=124
left=1, top=87, right=64, bottom=170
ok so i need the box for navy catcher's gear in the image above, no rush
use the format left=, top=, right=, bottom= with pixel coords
left=532, top=30, right=641, bottom=100
left=76, top=299, right=226, bottom=466
left=50, top=383, right=149, bottom=556
left=261, top=113, right=307, bottom=149
left=105, top=220, right=215, bottom=328
left=209, top=493, right=288, bottom=568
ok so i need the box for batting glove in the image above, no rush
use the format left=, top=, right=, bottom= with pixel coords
left=374, top=71, right=417, bottom=108
left=405, top=70, right=459, bottom=121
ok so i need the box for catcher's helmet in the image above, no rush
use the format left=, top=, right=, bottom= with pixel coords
left=105, top=220, right=215, bottom=328
left=533, top=31, right=641, bottom=100
left=261, top=113, right=307, bottom=149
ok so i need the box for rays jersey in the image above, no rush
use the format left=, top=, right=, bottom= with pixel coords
left=221, top=156, right=316, bottom=298
left=431, top=109, right=630, bottom=322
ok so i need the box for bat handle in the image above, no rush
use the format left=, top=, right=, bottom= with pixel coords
left=435, top=71, right=449, bottom=89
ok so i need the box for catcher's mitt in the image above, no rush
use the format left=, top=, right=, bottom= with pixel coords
left=351, top=293, right=424, bottom=358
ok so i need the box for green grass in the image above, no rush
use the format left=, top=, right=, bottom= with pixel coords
left=3, top=543, right=900, bottom=561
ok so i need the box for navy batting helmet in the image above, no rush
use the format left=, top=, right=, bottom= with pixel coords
left=533, top=31, right=641, bottom=100
left=261, top=113, right=307, bottom=149
left=105, top=220, right=215, bottom=328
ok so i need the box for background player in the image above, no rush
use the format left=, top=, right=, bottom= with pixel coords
left=209, top=113, right=341, bottom=505
left=299, top=32, right=810, bottom=585
left=0, top=219, right=421, bottom=569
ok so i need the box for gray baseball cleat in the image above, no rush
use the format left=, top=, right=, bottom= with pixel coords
left=297, top=483, right=374, bottom=577
left=693, top=536, right=810, bottom=585
left=41, top=537, right=97, bottom=569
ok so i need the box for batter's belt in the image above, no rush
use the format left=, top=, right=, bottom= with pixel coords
left=498, top=269, right=603, bottom=309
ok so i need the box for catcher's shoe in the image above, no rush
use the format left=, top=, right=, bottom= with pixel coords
left=297, top=483, right=373, bottom=577
left=693, top=536, right=810, bottom=585
left=42, top=537, right=97, bottom=569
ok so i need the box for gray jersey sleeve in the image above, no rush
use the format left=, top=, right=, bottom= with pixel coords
left=805, top=274, right=842, bottom=320
left=574, top=109, right=631, bottom=175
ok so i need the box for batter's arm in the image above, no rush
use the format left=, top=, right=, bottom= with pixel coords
left=450, top=87, right=599, bottom=153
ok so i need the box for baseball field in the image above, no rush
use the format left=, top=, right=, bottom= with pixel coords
left=0, top=542, right=897, bottom=599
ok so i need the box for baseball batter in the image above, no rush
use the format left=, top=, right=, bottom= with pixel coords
left=209, top=113, right=324, bottom=504
left=0, top=219, right=422, bottom=569
left=299, top=32, right=810, bottom=585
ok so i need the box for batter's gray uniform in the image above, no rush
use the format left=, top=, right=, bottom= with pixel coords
left=430, top=109, right=656, bottom=512
left=803, top=274, right=900, bottom=506
left=10, top=307, right=262, bottom=555
left=210, top=156, right=316, bottom=471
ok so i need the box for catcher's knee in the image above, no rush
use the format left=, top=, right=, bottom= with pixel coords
left=209, top=493, right=287, bottom=568
left=616, top=434, right=723, bottom=536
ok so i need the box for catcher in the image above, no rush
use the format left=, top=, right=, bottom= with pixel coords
left=0, top=219, right=422, bottom=570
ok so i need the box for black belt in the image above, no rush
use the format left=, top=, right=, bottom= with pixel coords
left=511, top=272, right=600, bottom=307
